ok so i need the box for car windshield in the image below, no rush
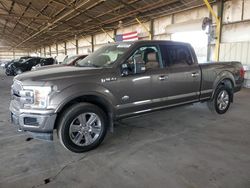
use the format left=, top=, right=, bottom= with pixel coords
left=76, top=43, right=131, bottom=68
left=21, top=58, right=32, bottom=63
left=62, top=55, right=79, bottom=65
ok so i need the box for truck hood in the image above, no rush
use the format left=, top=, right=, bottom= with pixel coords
left=15, top=66, right=105, bottom=85
left=33, top=64, right=64, bottom=71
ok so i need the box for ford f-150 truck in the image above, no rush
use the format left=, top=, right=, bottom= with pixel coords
left=9, top=40, right=244, bottom=153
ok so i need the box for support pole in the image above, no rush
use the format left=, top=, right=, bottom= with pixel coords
left=76, top=39, right=79, bottom=55
left=49, top=45, right=52, bottom=57
left=91, top=35, right=94, bottom=52
left=101, top=28, right=115, bottom=42
left=150, top=19, right=154, bottom=40
left=136, top=17, right=152, bottom=40
left=64, top=42, right=67, bottom=55
left=56, top=43, right=58, bottom=56
left=203, top=0, right=221, bottom=61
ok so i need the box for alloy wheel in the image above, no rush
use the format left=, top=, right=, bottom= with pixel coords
left=217, top=90, right=229, bottom=111
left=69, top=112, right=102, bottom=146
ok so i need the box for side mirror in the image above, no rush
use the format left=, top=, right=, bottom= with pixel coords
left=121, top=63, right=129, bottom=76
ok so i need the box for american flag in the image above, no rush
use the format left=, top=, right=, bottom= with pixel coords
left=115, top=31, right=139, bottom=42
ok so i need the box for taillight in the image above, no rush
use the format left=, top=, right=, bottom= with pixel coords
left=240, top=67, right=245, bottom=78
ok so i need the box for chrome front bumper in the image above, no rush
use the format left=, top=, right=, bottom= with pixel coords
left=9, top=100, right=57, bottom=140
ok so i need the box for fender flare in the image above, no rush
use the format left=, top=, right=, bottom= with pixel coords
left=52, top=84, right=116, bottom=132
left=211, top=71, right=235, bottom=100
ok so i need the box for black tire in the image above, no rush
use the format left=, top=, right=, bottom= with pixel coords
left=5, top=69, right=11, bottom=76
left=207, top=84, right=232, bottom=114
left=57, top=103, right=108, bottom=153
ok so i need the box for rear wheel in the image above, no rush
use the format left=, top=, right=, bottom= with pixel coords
left=207, top=85, right=232, bottom=114
left=57, top=103, right=108, bottom=153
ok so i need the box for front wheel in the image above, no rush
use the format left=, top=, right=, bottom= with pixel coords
left=5, top=69, right=11, bottom=76
left=57, top=103, right=108, bottom=153
left=207, top=85, right=232, bottom=114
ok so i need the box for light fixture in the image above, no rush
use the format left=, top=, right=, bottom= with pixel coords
left=118, top=20, right=123, bottom=29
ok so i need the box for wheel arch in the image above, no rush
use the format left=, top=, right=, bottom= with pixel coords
left=212, top=73, right=235, bottom=102
left=54, top=94, right=115, bottom=131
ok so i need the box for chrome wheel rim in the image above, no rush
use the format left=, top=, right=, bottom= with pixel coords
left=217, top=90, right=229, bottom=111
left=69, top=112, right=102, bottom=146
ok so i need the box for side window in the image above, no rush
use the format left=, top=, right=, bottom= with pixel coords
left=44, top=59, right=52, bottom=65
left=160, top=45, right=193, bottom=68
left=34, top=59, right=40, bottom=65
left=42, top=59, right=47, bottom=65
left=128, top=46, right=161, bottom=70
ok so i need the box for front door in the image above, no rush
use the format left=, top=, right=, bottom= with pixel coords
left=112, top=45, right=164, bottom=117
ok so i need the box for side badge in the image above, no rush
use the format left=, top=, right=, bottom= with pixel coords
left=122, top=95, right=129, bottom=101
left=101, top=77, right=117, bottom=83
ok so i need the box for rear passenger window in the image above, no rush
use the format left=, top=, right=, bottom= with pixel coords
left=160, top=45, right=193, bottom=67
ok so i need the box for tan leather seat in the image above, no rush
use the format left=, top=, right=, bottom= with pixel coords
left=146, top=52, right=159, bottom=69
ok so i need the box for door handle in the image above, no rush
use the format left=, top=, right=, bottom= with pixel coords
left=191, top=72, right=199, bottom=77
left=158, top=75, right=168, bottom=81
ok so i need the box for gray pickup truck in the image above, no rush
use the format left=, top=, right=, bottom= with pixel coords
left=9, top=40, right=244, bottom=153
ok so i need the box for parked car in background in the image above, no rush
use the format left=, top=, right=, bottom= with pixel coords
left=5, top=57, right=56, bottom=76
left=3, top=56, right=31, bottom=70
left=55, top=55, right=67, bottom=64
left=31, top=58, right=57, bottom=71
left=32, top=55, right=87, bottom=71
left=62, top=55, right=88, bottom=66
left=4, top=59, right=21, bottom=73
left=1, top=60, right=10, bottom=69
left=19, top=56, right=31, bottom=62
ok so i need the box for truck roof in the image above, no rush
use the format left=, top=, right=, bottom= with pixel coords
left=112, top=40, right=191, bottom=46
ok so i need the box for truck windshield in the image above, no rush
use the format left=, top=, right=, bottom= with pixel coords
left=62, top=55, right=78, bottom=65
left=76, top=44, right=131, bottom=68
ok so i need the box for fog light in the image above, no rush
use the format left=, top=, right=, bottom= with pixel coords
left=24, top=117, right=39, bottom=126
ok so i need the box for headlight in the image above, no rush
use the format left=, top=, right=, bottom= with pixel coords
left=22, top=86, right=52, bottom=109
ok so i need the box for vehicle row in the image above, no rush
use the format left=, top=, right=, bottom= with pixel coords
left=1, top=54, right=87, bottom=76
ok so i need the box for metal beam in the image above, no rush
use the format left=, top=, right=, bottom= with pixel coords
left=14, top=0, right=51, bottom=19
left=135, top=17, right=152, bottom=40
left=2, top=0, right=15, bottom=34
left=17, top=0, right=53, bottom=37
left=101, top=28, right=114, bottom=42
left=42, top=0, right=176, bottom=45
left=0, top=13, right=50, bottom=20
left=14, top=0, right=103, bottom=48
left=12, top=2, right=32, bottom=32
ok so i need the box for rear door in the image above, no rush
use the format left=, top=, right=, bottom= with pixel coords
left=157, top=44, right=201, bottom=105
